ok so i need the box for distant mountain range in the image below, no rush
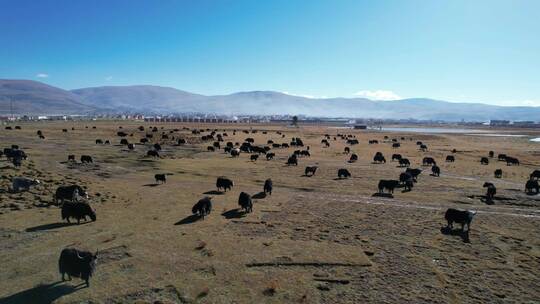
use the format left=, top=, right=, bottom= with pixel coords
left=1, top=79, right=539, bottom=121
left=0, top=80, right=95, bottom=115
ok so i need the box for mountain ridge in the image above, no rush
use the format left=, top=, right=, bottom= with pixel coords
left=1, top=79, right=539, bottom=121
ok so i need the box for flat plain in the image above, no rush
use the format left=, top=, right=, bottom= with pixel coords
left=0, top=121, right=539, bottom=304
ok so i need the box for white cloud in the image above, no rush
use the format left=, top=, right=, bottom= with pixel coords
left=105, top=76, right=113, bottom=81
left=36, top=73, right=49, bottom=78
left=354, top=90, right=401, bottom=101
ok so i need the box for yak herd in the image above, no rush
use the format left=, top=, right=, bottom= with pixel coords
left=1, top=124, right=539, bottom=287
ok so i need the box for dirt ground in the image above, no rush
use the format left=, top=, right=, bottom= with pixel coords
left=0, top=121, right=539, bottom=304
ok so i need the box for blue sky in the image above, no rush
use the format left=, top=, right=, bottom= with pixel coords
left=1, top=0, right=539, bottom=106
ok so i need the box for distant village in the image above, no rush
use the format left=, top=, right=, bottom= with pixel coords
left=0, top=113, right=539, bottom=128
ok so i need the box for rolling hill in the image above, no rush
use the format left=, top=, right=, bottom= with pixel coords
left=0, top=80, right=96, bottom=115
left=1, top=79, right=540, bottom=121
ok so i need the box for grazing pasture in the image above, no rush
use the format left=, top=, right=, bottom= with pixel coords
left=0, top=121, right=539, bottom=303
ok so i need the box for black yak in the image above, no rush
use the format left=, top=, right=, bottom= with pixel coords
left=147, top=150, right=160, bottom=158
left=61, top=202, right=96, bottom=224
left=373, top=154, right=386, bottom=164
left=422, top=157, right=436, bottom=166
left=59, top=248, right=98, bottom=287
left=446, top=155, right=455, bottom=162
left=525, top=180, right=539, bottom=194
left=391, top=154, right=402, bottom=161
left=531, top=170, right=540, bottom=180
left=405, top=168, right=422, bottom=182
left=287, top=155, right=298, bottom=166
left=378, top=180, right=399, bottom=194
left=505, top=156, right=519, bottom=166
left=337, top=168, right=351, bottom=179
left=480, top=157, right=489, bottom=165
left=81, top=155, right=93, bottom=163
left=399, top=158, right=410, bottom=167
left=216, top=177, right=234, bottom=192
left=300, top=150, right=310, bottom=157
left=445, top=208, right=476, bottom=231
left=238, top=192, right=253, bottom=213
left=399, top=173, right=414, bottom=191
left=192, top=197, right=212, bottom=218
left=483, top=182, right=496, bottom=201
left=230, top=148, right=240, bottom=157
left=431, top=165, right=440, bottom=177
left=494, top=169, right=502, bottom=178
left=305, top=166, right=318, bottom=176
left=264, top=179, right=273, bottom=195
left=155, top=174, right=166, bottom=184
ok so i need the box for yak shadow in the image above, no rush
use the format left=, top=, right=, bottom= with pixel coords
left=139, top=159, right=156, bottom=162
left=0, top=281, right=83, bottom=304
left=252, top=192, right=266, bottom=199
left=203, top=190, right=224, bottom=195
left=371, top=192, right=394, bottom=198
left=440, top=226, right=470, bottom=243
left=142, top=183, right=160, bottom=187
left=469, top=194, right=516, bottom=205
left=174, top=214, right=201, bottom=225
left=221, top=208, right=245, bottom=219
left=25, top=222, right=86, bottom=232
left=525, top=191, right=539, bottom=196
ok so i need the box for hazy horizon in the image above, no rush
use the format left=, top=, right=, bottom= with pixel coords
left=3, top=79, right=539, bottom=109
